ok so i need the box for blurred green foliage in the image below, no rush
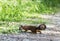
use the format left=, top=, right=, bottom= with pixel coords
left=0, top=0, right=60, bottom=21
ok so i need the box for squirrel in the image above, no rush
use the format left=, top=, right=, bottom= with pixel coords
left=19, top=24, right=46, bottom=34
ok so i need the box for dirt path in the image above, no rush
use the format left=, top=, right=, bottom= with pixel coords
left=0, top=13, right=60, bottom=41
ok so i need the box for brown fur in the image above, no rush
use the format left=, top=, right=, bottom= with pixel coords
left=19, top=24, right=46, bottom=33
left=19, top=25, right=41, bottom=33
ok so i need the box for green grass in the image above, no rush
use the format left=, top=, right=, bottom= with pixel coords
left=0, top=0, right=59, bottom=21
